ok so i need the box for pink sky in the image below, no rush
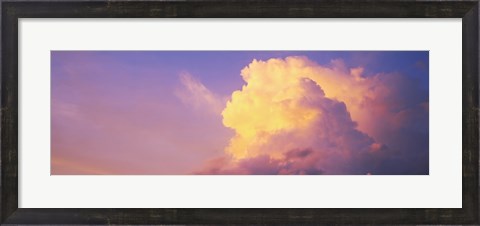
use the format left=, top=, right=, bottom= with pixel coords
left=51, top=51, right=429, bottom=175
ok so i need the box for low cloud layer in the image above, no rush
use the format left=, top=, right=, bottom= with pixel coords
left=195, top=56, right=428, bottom=175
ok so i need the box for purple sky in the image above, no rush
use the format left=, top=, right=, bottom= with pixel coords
left=51, top=51, right=429, bottom=175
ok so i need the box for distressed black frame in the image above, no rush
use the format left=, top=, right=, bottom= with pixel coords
left=1, top=0, right=479, bottom=224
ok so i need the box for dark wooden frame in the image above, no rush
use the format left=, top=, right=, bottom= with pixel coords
left=1, top=0, right=478, bottom=224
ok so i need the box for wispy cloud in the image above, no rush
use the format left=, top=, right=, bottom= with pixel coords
left=175, top=72, right=227, bottom=115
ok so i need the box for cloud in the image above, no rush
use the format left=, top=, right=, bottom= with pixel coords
left=196, top=56, right=428, bottom=175
left=175, top=72, right=227, bottom=115
left=195, top=149, right=324, bottom=175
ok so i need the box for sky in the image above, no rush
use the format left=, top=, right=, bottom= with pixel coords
left=51, top=51, right=429, bottom=175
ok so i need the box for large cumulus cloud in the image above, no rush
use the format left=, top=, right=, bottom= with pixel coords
left=195, top=56, right=428, bottom=175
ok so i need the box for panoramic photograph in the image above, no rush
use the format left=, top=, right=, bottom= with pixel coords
left=51, top=51, right=429, bottom=175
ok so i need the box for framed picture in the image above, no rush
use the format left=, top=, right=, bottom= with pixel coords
left=2, top=0, right=478, bottom=224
